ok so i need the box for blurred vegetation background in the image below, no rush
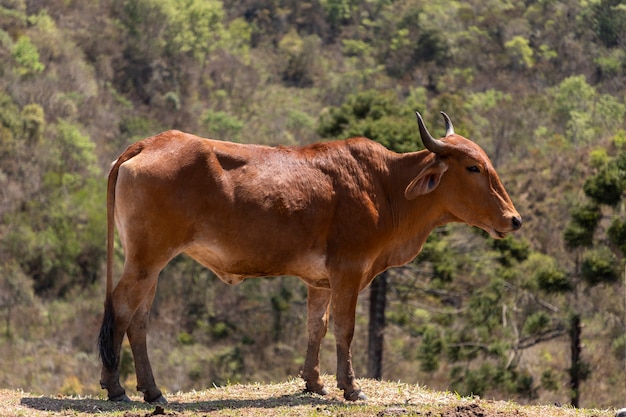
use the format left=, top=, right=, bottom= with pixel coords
left=0, top=0, right=625, bottom=409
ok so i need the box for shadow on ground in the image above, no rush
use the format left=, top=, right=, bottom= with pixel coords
left=20, top=390, right=350, bottom=415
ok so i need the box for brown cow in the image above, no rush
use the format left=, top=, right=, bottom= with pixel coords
left=98, top=112, right=521, bottom=403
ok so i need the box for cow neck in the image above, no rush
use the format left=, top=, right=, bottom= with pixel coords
left=383, top=149, right=453, bottom=266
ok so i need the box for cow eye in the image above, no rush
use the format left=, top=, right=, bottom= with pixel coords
left=466, top=165, right=481, bottom=173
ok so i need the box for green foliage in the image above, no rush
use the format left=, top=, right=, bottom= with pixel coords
left=570, top=202, right=602, bottom=232
left=0, top=94, right=22, bottom=163
left=607, top=217, right=626, bottom=254
left=286, top=109, right=315, bottom=134
left=0, top=261, right=34, bottom=335
left=565, top=144, right=626, bottom=261
left=202, top=110, right=244, bottom=141
left=583, top=162, right=624, bottom=207
left=271, top=284, right=293, bottom=341
left=580, top=248, right=619, bottom=286
left=450, top=362, right=535, bottom=399
left=317, top=90, right=419, bottom=152
left=504, top=36, right=534, bottom=69
left=612, top=335, right=626, bottom=362
left=120, top=115, right=161, bottom=138
left=20, top=103, right=45, bottom=144
left=320, top=0, right=355, bottom=29
left=418, top=234, right=458, bottom=283
left=177, top=331, right=195, bottom=345
left=540, top=369, right=559, bottom=392
left=2, top=115, right=105, bottom=297
left=11, top=35, right=44, bottom=76
left=553, top=76, right=594, bottom=131
left=522, top=312, right=550, bottom=337
left=468, top=279, right=505, bottom=330
left=416, top=325, right=442, bottom=373
left=467, top=90, right=512, bottom=113
left=119, top=0, right=169, bottom=56
left=51, top=119, right=99, bottom=179
left=210, top=321, right=231, bottom=340
left=563, top=202, right=601, bottom=249
left=119, top=344, right=135, bottom=383
left=526, top=253, right=572, bottom=294
left=594, top=49, right=625, bottom=78
left=224, top=17, right=252, bottom=61
left=278, top=31, right=321, bottom=87
left=165, top=0, right=225, bottom=62
left=595, top=93, right=626, bottom=133
left=585, top=0, right=626, bottom=48
left=550, top=75, right=626, bottom=145
left=342, top=39, right=371, bottom=57
left=490, top=235, right=530, bottom=267
left=589, top=148, right=609, bottom=168
left=0, top=2, right=27, bottom=27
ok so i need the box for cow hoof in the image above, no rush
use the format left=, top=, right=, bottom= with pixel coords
left=109, top=393, right=132, bottom=402
left=344, top=390, right=367, bottom=401
left=146, top=394, right=168, bottom=404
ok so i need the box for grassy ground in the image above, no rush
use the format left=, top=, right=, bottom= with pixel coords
left=0, top=378, right=617, bottom=417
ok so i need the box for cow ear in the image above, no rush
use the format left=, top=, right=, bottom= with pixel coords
left=404, top=161, right=448, bottom=200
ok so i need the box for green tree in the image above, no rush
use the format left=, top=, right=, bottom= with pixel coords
left=317, top=90, right=419, bottom=152
left=551, top=76, right=626, bottom=145
left=201, top=110, right=243, bottom=141
left=11, top=35, right=44, bottom=76
left=320, top=0, right=356, bottom=35
left=165, top=0, right=225, bottom=63
left=561, top=140, right=625, bottom=407
left=21, top=103, right=44, bottom=144
left=585, top=0, right=626, bottom=48
left=504, top=36, right=534, bottom=70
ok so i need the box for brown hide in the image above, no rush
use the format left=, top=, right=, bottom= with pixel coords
left=98, top=113, right=521, bottom=403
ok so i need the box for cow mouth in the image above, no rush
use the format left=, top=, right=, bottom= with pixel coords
left=487, top=227, right=508, bottom=239
left=473, top=222, right=509, bottom=239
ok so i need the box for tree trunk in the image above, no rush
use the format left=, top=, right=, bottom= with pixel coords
left=569, top=313, right=582, bottom=408
left=367, top=271, right=388, bottom=380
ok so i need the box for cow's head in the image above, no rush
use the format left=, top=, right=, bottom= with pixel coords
left=405, top=112, right=522, bottom=238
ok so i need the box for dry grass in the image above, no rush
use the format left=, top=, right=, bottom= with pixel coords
left=0, top=378, right=617, bottom=417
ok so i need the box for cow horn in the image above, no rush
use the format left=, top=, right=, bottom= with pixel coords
left=441, top=111, right=454, bottom=136
left=415, top=112, right=447, bottom=154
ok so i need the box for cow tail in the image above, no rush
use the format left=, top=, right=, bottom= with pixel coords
left=98, top=143, right=144, bottom=371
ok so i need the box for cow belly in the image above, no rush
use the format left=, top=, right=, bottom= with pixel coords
left=184, top=245, right=329, bottom=285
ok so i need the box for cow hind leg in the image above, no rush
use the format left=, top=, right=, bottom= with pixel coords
left=99, top=265, right=160, bottom=402
left=301, top=286, right=331, bottom=396
left=127, top=280, right=166, bottom=404
left=99, top=298, right=130, bottom=402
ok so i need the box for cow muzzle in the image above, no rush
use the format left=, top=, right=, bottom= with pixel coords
left=489, top=214, right=522, bottom=239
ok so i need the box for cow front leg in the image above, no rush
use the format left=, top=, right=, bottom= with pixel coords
left=332, top=283, right=367, bottom=401
left=302, top=286, right=331, bottom=396
left=127, top=281, right=166, bottom=404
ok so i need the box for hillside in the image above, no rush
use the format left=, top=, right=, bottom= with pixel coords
left=0, top=379, right=618, bottom=417
left=0, top=0, right=625, bottom=411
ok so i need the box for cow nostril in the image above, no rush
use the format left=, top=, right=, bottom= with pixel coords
left=512, top=216, right=522, bottom=230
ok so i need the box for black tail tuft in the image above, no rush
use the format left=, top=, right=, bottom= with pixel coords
left=98, top=298, right=117, bottom=371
